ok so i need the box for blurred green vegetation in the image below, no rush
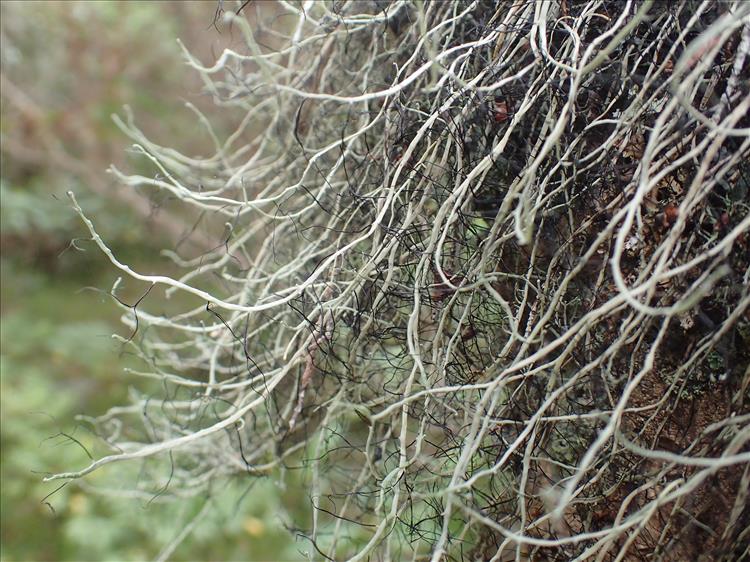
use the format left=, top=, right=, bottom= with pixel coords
left=1, top=2, right=305, bottom=560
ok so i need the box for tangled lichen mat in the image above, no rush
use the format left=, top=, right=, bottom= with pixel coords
left=53, top=2, right=750, bottom=560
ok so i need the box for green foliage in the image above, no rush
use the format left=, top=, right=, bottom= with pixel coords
left=0, top=182, right=75, bottom=237
left=0, top=259, right=305, bottom=560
